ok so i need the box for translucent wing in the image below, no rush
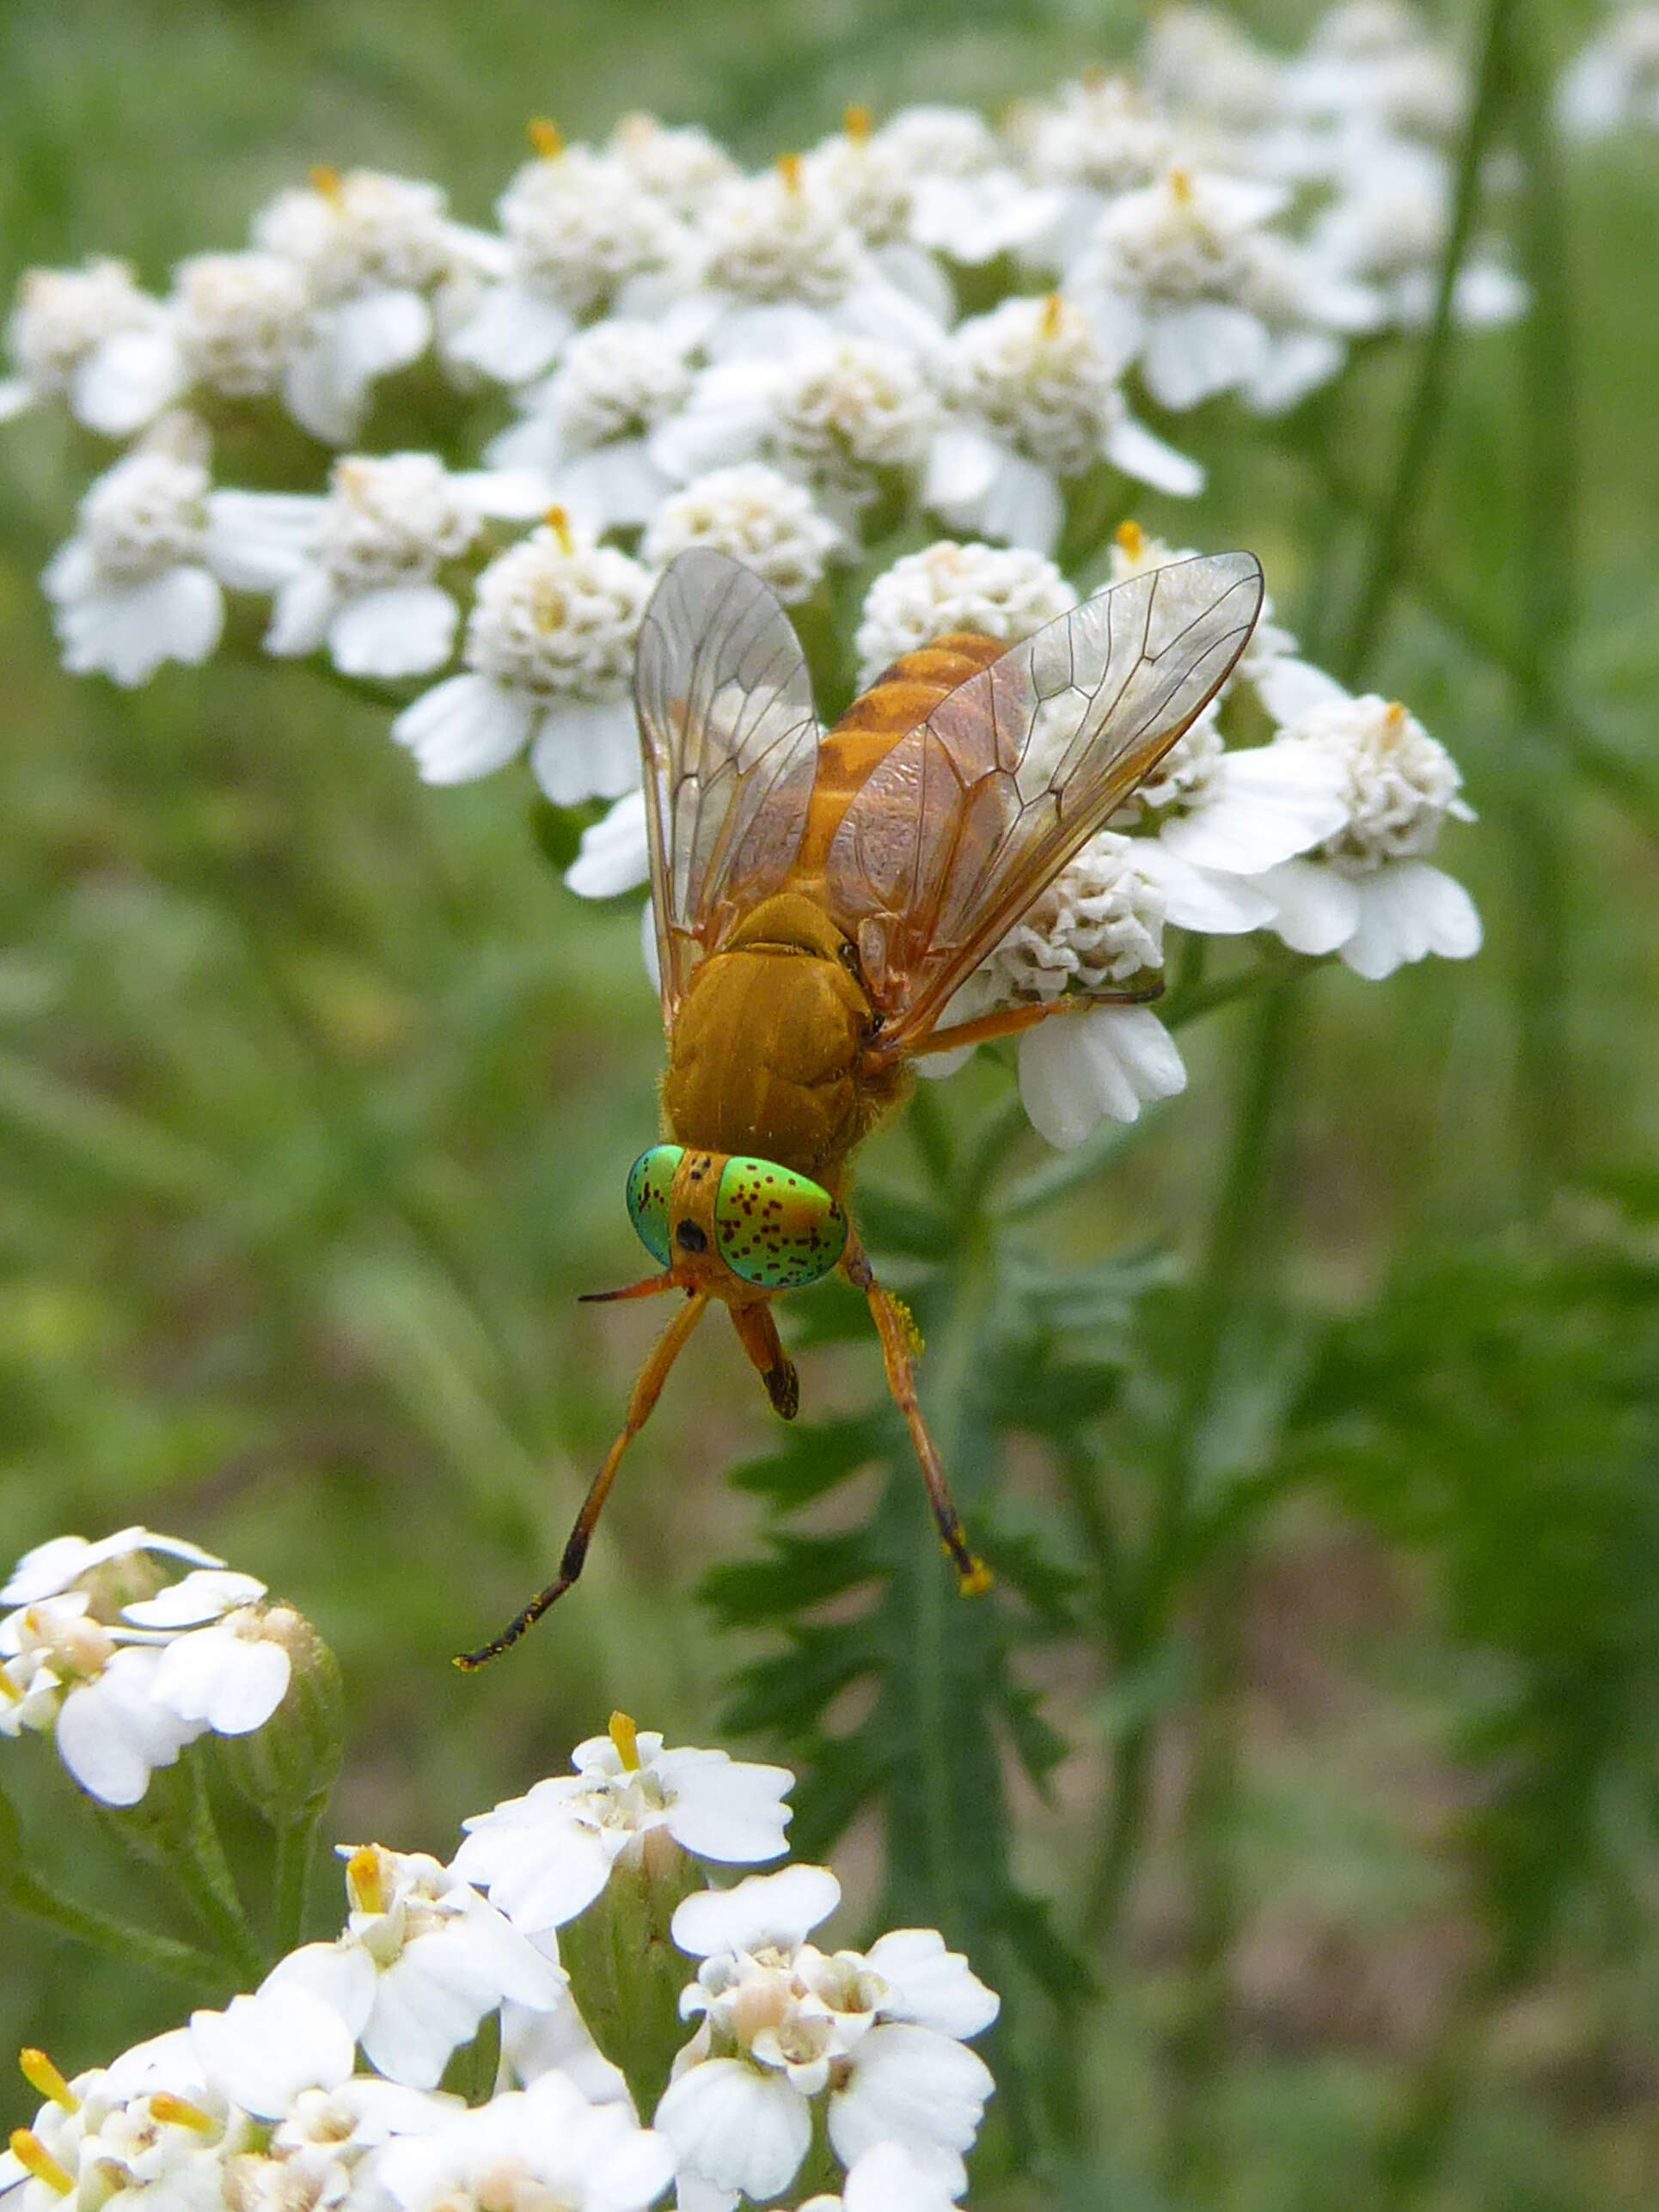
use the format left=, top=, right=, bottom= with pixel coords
left=634, top=549, right=821, bottom=1017
left=823, top=552, right=1264, bottom=1052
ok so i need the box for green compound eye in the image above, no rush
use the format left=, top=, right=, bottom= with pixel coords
left=626, top=1145, right=684, bottom=1268
left=714, top=1156, right=848, bottom=1291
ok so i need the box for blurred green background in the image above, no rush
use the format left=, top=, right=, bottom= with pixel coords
left=2, top=2, right=1658, bottom=2208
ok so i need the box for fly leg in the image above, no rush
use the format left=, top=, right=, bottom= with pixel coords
left=455, top=1290, right=713, bottom=1669
left=841, top=1226, right=992, bottom=1595
left=729, top=1298, right=799, bottom=1419
left=903, top=980, right=1164, bottom=1060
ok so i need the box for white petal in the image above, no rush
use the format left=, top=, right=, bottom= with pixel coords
left=265, top=565, right=340, bottom=657
left=334, top=288, right=432, bottom=379
left=55, top=1651, right=201, bottom=1806
left=393, top=674, right=535, bottom=784
left=566, top=789, right=652, bottom=899
left=870, top=241, right=957, bottom=327
left=359, top=1947, right=493, bottom=2088
left=329, top=583, right=459, bottom=678
left=265, top=1941, right=379, bottom=2037
left=552, top=440, right=672, bottom=529
left=655, top=2060, right=812, bottom=2200
left=863, top=1929, right=999, bottom=2038
left=829, top=2024, right=994, bottom=2181
left=1105, top=414, right=1204, bottom=498
left=71, top=327, right=186, bottom=436
left=283, top=339, right=363, bottom=444
left=661, top=1759, right=793, bottom=1866
left=1160, top=743, right=1350, bottom=873
left=977, top=451, right=1062, bottom=555
left=499, top=1995, right=630, bottom=2105
left=842, top=2139, right=964, bottom=2212
left=530, top=696, right=641, bottom=805
left=834, top=273, right=950, bottom=355
left=1252, top=857, right=1360, bottom=954
left=671, top=1864, right=841, bottom=1958
left=1131, top=841, right=1276, bottom=932
left=1018, top=1003, right=1186, bottom=1149
left=204, top=491, right=327, bottom=590
left=1076, top=290, right=1147, bottom=376
left=3, top=1529, right=221, bottom=1606
left=451, top=467, right=557, bottom=521
left=0, top=376, right=35, bottom=421
left=445, top=284, right=573, bottom=383
left=1142, top=302, right=1270, bottom=410
left=1246, top=331, right=1345, bottom=416
left=649, top=364, right=778, bottom=481
left=124, top=1569, right=267, bottom=1628
left=152, top=1626, right=291, bottom=1734
left=1253, top=656, right=1353, bottom=727
left=921, top=423, right=1001, bottom=510
left=190, top=1984, right=355, bottom=2118
left=1339, top=861, right=1482, bottom=980
left=58, top=567, right=223, bottom=686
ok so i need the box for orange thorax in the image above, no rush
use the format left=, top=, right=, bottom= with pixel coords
left=661, top=632, right=1007, bottom=1181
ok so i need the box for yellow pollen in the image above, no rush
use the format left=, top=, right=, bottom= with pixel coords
left=346, top=1845, right=389, bottom=1916
left=891, top=1295, right=923, bottom=1360
left=1385, top=701, right=1408, bottom=730
left=776, top=153, right=804, bottom=194
left=528, top=119, right=565, bottom=160
left=9, top=2132, right=74, bottom=2197
left=1169, top=168, right=1195, bottom=205
left=1039, top=292, right=1068, bottom=340
left=1115, top=520, right=1148, bottom=560
left=843, top=104, right=872, bottom=141
left=609, top=1711, right=642, bottom=1770
left=544, top=505, right=575, bottom=555
left=149, top=2095, right=215, bottom=2136
left=19, top=2051, right=77, bottom=2112
left=0, top=1669, right=21, bottom=1704
left=308, top=166, right=345, bottom=207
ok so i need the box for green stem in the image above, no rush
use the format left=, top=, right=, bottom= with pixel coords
left=274, top=1806, right=324, bottom=1957
left=1338, top=0, right=1516, bottom=686
left=9, top=1867, right=223, bottom=1989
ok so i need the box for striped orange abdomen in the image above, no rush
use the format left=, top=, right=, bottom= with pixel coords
left=785, top=633, right=1007, bottom=902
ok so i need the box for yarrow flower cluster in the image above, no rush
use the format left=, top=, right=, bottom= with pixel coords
left=2, top=7, right=1492, bottom=1156
left=1, top=1527, right=309, bottom=1806
left=1, top=1603, right=1001, bottom=2212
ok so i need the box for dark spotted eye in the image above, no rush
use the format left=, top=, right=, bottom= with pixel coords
left=626, top=1146, right=683, bottom=1268
left=713, top=1156, right=848, bottom=1290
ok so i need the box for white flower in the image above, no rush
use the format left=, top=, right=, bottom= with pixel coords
left=925, top=294, right=1201, bottom=553
left=608, top=113, right=741, bottom=217
left=652, top=339, right=937, bottom=511
left=1248, top=682, right=1481, bottom=977
left=446, top=139, right=684, bottom=387
left=2, top=1526, right=223, bottom=1606
left=658, top=1866, right=997, bottom=2203
left=642, top=463, right=839, bottom=604
left=854, top=539, right=1077, bottom=687
left=70, top=251, right=318, bottom=437
left=1285, top=2, right=1467, bottom=145
left=392, top=518, right=652, bottom=804
left=1139, top=9, right=1286, bottom=136
left=682, top=159, right=948, bottom=368
left=252, top=166, right=465, bottom=442
left=41, top=419, right=230, bottom=686
left=210, top=452, right=545, bottom=680
left=1558, top=7, right=1659, bottom=138
left=127, top=1573, right=295, bottom=1738
left=1308, top=137, right=1523, bottom=334
left=266, top=1843, right=568, bottom=2090
left=376, top=2068, right=674, bottom=2212
left=1012, top=73, right=1178, bottom=267
left=0, top=258, right=162, bottom=430
left=0, top=1595, right=204, bottom=1804
left=1068, top=167, right=1301, bottom=411
left=486, top=319, right=691, bottom=529
left=454, top=1713, right=793, bottom=1936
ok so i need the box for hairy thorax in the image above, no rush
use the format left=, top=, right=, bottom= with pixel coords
left=661, top=893, right=896, bottom=1179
